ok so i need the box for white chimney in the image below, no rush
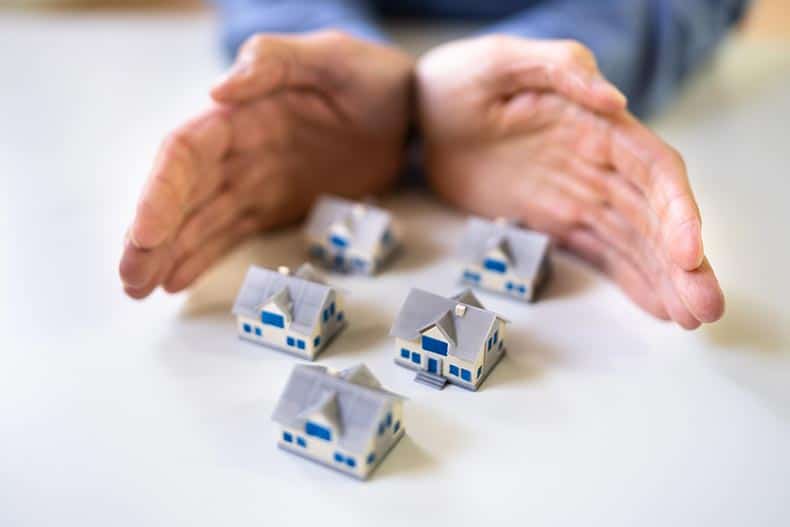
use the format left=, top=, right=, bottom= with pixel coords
left=277, top=266, right=291, bottom=275
left=351, top=204, right=367, bottom=218
left=454, top=304, right=467, bottom=317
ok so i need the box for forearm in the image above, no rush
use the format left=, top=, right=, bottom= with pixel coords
left=482, top=0, right=750, bottom=117
left=213, top=0, right=387, bottom=59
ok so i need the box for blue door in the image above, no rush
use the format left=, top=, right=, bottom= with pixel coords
left=427, top=357, right=439, bottom=374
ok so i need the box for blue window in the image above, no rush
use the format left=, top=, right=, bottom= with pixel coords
left=329, top=302, right=335, bottom=316
left=296, top=437, right=307, bottom=448
left=483, top=258, right=507, bottom=273
left=421, top=335, right=448, bottom=356
left=477, top=366, right=482, bottom=379
left=449, top=364, right=459, bottom=376
left=378, top=423, right=385, bottom=436
left=310, top=245, right=324, bottom=258
left=393, top=421, right=400, bottom=433
left=243, top=323, right=252, bottom=333
left=305, top=421, right=332, bottom=441
left=297, top=339, right=305, bottom=350
left=463, top=270, right=480, bottom=282
left=487, top=337, right=492, bottom=350
left=518, top=285, right=527, bottom=295
left=367, top=452, right=376, bottom=465
left=329, top=234, right=348, bottom=248
left=345, top=457, right=356, bottom=468
left=382, top=229, right=391, bottom=245
left=323, top=309, right=328, bottom=323
left=261, top=311, right=285, bottom=328
left=351, top=258, right=367, bottom=270
left=314, top=336, right=321, bottom=347
left=505, top=281, right=514, bottom=290
left=334, top=452, right=344, bottom=463
left=337, top=312, right=344, bottom=322
left=400, top=348, right=410, bottom=359
left=386, top=413, right=392, bottom=427
left=283, top=431, right=293, bottom=443
left=499, top=340, right=504, bottom=349
left=254, top=327, right=262, bottom=336
left=286, top=336, right=295, bottom=347
left=410, top=352, right=421, bottom=365
left=493, top=331, right=498, bottom=344
left=461, top=369, right=472, bottom=382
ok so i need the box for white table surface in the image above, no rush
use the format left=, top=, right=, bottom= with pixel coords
left=2, top=11, right=789, bottom=527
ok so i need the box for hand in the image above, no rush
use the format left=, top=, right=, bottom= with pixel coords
left=119, top=31, right=413, bottom=298
left=417, top=36, right=724, bottom=329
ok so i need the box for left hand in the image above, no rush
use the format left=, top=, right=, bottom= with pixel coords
left=417, top=35, right=724, bottom=329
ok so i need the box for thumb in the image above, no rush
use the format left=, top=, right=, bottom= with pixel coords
left=211, top=32, right=337, bottom=103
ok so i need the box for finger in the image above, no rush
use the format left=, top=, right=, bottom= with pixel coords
left=211, top=32, right=342, bottom=104
left=491, top=38, right=627, bottom=114
left=163, top=216, right=262, bottom=293
left=561, top=227, right=668, bottom=320
left=670, top=257, right=725, bottom=323
left=609, top=114, right=704, bottom=271
left=129, top=109, right=231, bottom=249
left=170, top=187, right=244, bottom=264
left=119, top=236, right=176, bottom=299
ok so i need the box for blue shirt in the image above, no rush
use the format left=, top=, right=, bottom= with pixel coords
left=215, top=0, right=749, bottom=117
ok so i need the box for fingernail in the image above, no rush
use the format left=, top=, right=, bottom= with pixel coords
left=594, top=78, right=627, bottom=106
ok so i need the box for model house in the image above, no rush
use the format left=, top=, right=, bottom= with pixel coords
left=456, top=216, right=552, bottom=302
left=232, top=263, right=345, bottom=360
left=272, top=363, right=405, bottom=480
left=304, top=195, right=399, bottom=275
left=389, top=288, right=508, bottom=390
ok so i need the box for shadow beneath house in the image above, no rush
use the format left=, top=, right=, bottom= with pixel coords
left=374, top=402, right=470, bottom=480
left=372, top=434, right=436, bottom=481
left=538, top=251, right=597, bottom=303
left=481, top=352, right=545, bottom=391
left=703, top=293, right=789, bottom=354
left=319, top=298, right=393, bottom=360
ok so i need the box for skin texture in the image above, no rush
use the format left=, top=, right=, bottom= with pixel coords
left=417, top=36, right=725, bottom=329
left=119, top=31, right=413, bottom=298
left=119, top=31, right=725, bottom=329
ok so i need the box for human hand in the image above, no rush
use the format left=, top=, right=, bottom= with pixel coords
left=119, top=31, right=413, bottom=298
left=417, top=36, right=724, bottom=328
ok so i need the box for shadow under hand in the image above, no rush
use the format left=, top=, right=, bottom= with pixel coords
left=536, top=251, right=597, bottom=302
left=704, top=292, right=789, bottom=354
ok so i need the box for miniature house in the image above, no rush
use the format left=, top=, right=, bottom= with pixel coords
left=272, top=363, right=405, bottom=480
left=389, top=288, right=508, bottom=390
left=304, top=195, right=399, bottom=275
left=456, top=216, right=552, bottom=302
left=232, top=263, right=346, bottom=360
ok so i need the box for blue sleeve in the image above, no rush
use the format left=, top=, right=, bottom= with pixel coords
left=213, top=0, right=387, bottom=60
left=483, top=0, right=750, bottom=117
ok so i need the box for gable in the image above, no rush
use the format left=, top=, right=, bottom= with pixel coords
left=260, top=300, right=291, bottom=326
left=421, top=325, right=450, bottom=345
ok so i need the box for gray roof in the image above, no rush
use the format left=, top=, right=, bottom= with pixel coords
left=231, top=263, right=333, bottom=336
left=456, top=217, right=550, bottom=280
left=389, top=288, right=508, bottom=362
left=272, top=364, right=400, bottom=453
left=304, top=195, right=392, bottom=255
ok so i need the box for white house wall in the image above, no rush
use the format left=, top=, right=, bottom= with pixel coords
left=462, top=262, right=536, bottom=300
left=276, top=424, right=370, bottom=479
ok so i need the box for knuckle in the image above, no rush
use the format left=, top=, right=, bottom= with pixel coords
left=315, top=29, right=353, bottom=46
left=559, top=40, right=593, bottom=65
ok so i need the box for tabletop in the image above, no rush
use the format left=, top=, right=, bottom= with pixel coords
left=1, top=10, right=789, bottom=527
